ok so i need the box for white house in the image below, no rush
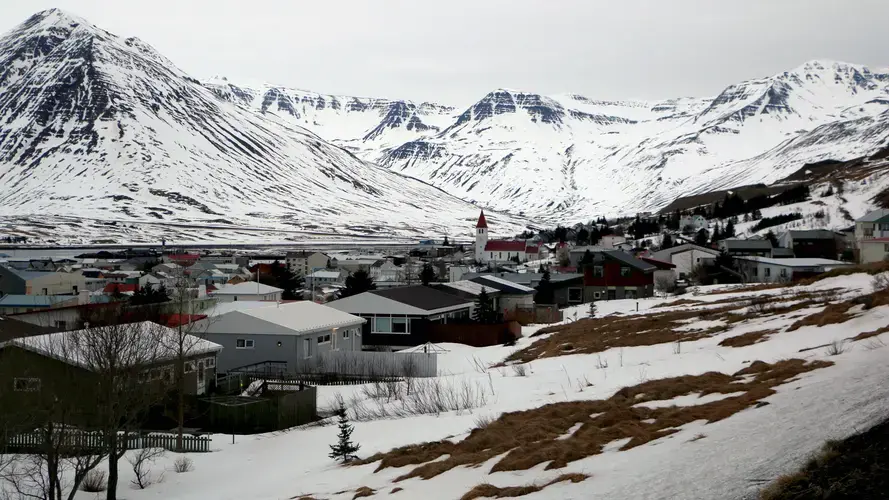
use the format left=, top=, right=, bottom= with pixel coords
left=680, top=215, right=709, bottom=232
left=474, top=211, right=539, bottom=264
left=306, top=269, right=346, bottom=289
left=285, top=251, right=330, bottom=277
left=854, top=209, right=889, bottom=264
left=210, top=281, right=283, bottom=302
left=370, top=260, right=402, bottom=282
left=650, top=243, right=721, bottom=280
left=599, top=235, right=627, bottom=249
left=735, top=257, right=852, bottom=283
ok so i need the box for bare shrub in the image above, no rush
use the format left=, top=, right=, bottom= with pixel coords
left=81, top=469, right=108, bottom=492
left=173, top=456, right=194, bottom=474
left=348, top=378, right=489, bottom=421
left=864, top=337, right=886, bottom=351
left=474, top=414, right=495, bottom=430
left=672, top=341, right=681, bottom=355
left=872, top=273, right=889, bottom=292
left=469, top=356, right=489, bottom=374
left=511, top=364, right=528, bottom=377
left=595, top=355, right=608, bottom=369
left=353, top=486, right=375, bottom=499
left=129, top=447, right=166, bottom=489
left=825, top=340, right=848, bottom=356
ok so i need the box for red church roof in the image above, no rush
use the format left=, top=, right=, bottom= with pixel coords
left=525, top=246, right=540, bottom=254
left=484, top=240, right=527, bottom=252
left=476, top=211, right=488, bottom=229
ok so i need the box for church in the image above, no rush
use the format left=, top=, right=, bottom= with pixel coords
left=474, top=211, right=539, bottom=264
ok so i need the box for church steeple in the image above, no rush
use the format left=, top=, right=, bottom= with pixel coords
left=475, top=210, right=489, bottom=262
left=476, top=210, right=488, bottom=229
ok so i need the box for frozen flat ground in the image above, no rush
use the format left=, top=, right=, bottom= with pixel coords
left=8, top=273, right=889, bottom=500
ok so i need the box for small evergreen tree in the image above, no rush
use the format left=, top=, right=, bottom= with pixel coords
left=694, top=229, right=710, bottom=247
left=442, top=235, right=450, bottom=246
left=765, top=230, right=779, bottom=248
left=588, top=300, right=596, bottom=318
left=419, top=263, right=437, bottom=285
left=724, top=219, right=736, bottom=238
left=535, top=271, right=555, bottom=305
left=472, top=289, right=497, bottom=324
left=329, top=405, right=360, bottom=464
left=576, top=227, right=590, bottom=246
left=661, top=233, right=674, bottom=250
left=578, top=249, right=594, bottom=269
left=340, top=270, right=376, bottom=298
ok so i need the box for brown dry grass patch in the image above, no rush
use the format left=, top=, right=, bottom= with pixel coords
left=507, top=305, right=743, bottom=363
left=787, top=289, right=889, bottom=332
left=850, top=325, right=889, bottom=341
left=652, top=298, right=704, bottom=308
left=719, top=329, right=780, bottom=347
left=356, top=359, right=832, bottom=484
left=389, top=487, right=403, bottom=494
left=353, top=487, right=375, bottom=499
left=458, top=473, right=590, bottom=500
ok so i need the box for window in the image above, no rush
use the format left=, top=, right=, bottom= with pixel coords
left=620, top=267, right=631, bottom=277
left=751, top=267, right=758, bottom=277
left=205, top=357, right=216, bottom=368
left=392, top=317, right=409, bottom=333
left=197, top=361, right=205, bottom=384
left=14, top=378, right=41, bottom=392
left=568, top=288, right=583, bottom=303
left=233, top=296, right=238, bottom=301
left=865, top=228, right=874, bottom=237
left=72, top=286, right=78, bottom=294
left=54, top=320, right=66, bottom=329
left=884, top=244, right=889, bottom=253
left=881, top=224, right=889, bottom=231
left=764, top=268, right=771, bottom=277
left=304, top=338, right=313, bottom=358
left=593, top=291, right=601, bottom=299
left=41, top=288, right=48, bottom=295
left=593, top=266, right=604, bottom=277
left=318, top=335, right=331, bottom=344
left=236, top=338, right=254, bottom=349
left=343, top=330, right=350, bottom=339
left=779, top=268, right=788, bottom=278
left=184, top=362, right=195, bottom=374
left=373, top=317, right=392, bottom=333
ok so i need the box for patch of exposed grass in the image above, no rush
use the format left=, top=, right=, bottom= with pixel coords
left=356, top=359, right=832, bottom=483
left=459, top=474, right=590, bottom=500
left=788, top=289, right=889, bottom=332
left=390, top=487, right=403, bottom=494
left=850, top=325, right=889, bottom=341
left=759, top=417, right=889, bottom=500
left=719, top=329, right=780, bottom=347
left=353, top=486, right=376, bottom=499
left=652, top=298, right=704, bottom=308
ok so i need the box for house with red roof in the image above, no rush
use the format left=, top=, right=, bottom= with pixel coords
left=474, top=211, right=539, bottom=264
left=103, top=283, right=139, bottom=295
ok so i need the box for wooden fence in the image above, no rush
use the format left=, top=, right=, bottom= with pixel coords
left=504, top=305, right=563, bottom=325
left=426, top=321, right=520, bottom=347
left=293, top=350, right=438, bottom=378
left=4, top=430, right=210, bottom=454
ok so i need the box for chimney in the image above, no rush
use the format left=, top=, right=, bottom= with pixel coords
left=78, top=290, right=89, bottom=305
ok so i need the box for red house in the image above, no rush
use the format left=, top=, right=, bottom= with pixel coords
left=103, top=283, right=139, bottom=295
left=582, top=250, right=656, bottom=301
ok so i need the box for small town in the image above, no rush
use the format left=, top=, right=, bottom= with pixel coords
left=2, top=2, right=889, bottom=500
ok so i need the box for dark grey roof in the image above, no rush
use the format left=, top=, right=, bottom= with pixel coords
left=6, top=268, right=53, bottom=280
left=463, top=272, right=583, bottom=286
left=370, top=285, right=472, bottom=311
left=856, top=209, right=889, bottom=223
left=789, top=230, right=837, bottom=240
left=722, top=239, right=773, bottom=250
left=603, top=250, right=656, bottom=272
left=770, top=248, right=796, bottom=257
left=469, top=275, right=536, bottom=295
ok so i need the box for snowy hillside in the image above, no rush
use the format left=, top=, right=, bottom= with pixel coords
left=0, top=10, right=532, bottom=244
left=40, top=270, right=889, bottom=500
left=216, top=62, right=889, bottom=222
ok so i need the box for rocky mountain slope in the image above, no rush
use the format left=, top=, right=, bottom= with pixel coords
left=214, top=62, right=889, bottom=222
left=0, top=10, right=531, bottom=244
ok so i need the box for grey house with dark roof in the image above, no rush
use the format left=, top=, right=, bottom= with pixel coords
left=718, top=239, right=773, bottom=257
left=327, top=285, right=473, bottom=350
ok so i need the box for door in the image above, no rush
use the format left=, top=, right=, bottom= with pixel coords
left=607, top=290, right=616, bottom=300
left=196, top=360, right=206, bottom=395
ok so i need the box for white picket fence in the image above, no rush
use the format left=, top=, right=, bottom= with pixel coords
left=294, top=350, right=437, bottom=378
left=5, top=430, right=210, bottom=453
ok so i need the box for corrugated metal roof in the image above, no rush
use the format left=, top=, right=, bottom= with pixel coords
left=736, top=256, right=852, bottom=267
left=0, top=295, right=74, bottom=307
left=219, top=302, right=364, bottom=335
left=722, top=239, right=773, bottom=250
left=473, top=275, right=536, bottom=294
left=856, top=209, right=889, bottom=223
left=603, top=250, right=657, bottom=271
left=441, top=281, right=500, bottom=296
left=211, top=281, right=283, bottom=295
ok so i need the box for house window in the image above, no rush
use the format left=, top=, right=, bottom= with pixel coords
left=865, top=228, right=874, bottom=237
left=751, top=267, right=758, bottom=277
left=593, top=291, right=601, bottom=299
left=343, top=330, right=350, bottom=339
left=884, top=244, right=889, bottom=253
left=881, top=224, right=889, bottom=231
left=779, top=268, right=788, bottom=278
left=318, top=335, right=331, bottom=344
left=392, top=317, right=409, bottom=333
left=236, top=339, right=255, bottom=349
left=54, top=320, right=66, bottom=329
left=197, top=361, right=205, bottom=384
left=233, top=296, right=238, bottom=301
left=184, top=362, right=195, bottom=374
left=620, top=267, right=631, bottom=277
left=765, top=268, right=771, bottom=277
left=304, top=338, right=313, bottom=358
left=593, top=266, right=604, bottom=277
left=72, top=286, right=78, bottom=294
left=568, top=288, right=583, bottom=303
left=41, top=288, right=48, bottom=295
left=373, top=316, right=392, bottom=333
left=13, top=378, right=41, bottom=392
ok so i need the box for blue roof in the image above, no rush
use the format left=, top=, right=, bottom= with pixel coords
left=0, top=295, right=73, bottom=307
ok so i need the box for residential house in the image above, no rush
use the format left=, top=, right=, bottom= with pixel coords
left=334, top=258, right=380, bottom=274
left=735, top=257, right=853, bottom=283
left=328, top=286, right=473, bottom=350
left=583, top=250, right=656, bottom=301
left=306, top=269, right=346, bottom=289
left=0, top=295, right=81, bottom=316
left=0, top=321, right=222, bottom=397
left=285, top=251, right=330, bottom=277
left=474, top=211, right=539, bottom=264
left=462, top=272, right=585, bottom=308
left=437, top=280, right=503, bottom=312
left=599, top=236, right=628, bottom=249
left=568, top=246, right=609, bottom=268
left=0, top=268, right=87, bottom=296
left=777, top=230, right=841, bottom=260
left=200, top=301, right=365, bottom=373
left=468, top=275, right=536, bottom=311
left=680, top=215, right=709, bottom=232
left=0, top=318, right=59, bottom=343
left=370, top=260, right=402, bottom=282
left=164, top=253, right=201, bottom=267
left=639, top=257, right=678, bottom=289
left=103, top=283, right=139, bottom=296
left=210, top=282, right=283, bottom=302
left=650, top=244, right=721, bottom=281
left=718, top=239, right=773, bottom=257
left=152, top=262, right=183, bottom=276
left=854, top=209, right=889, bottom=263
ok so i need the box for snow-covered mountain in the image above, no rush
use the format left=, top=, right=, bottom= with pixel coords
left=0, top=10, right=532, bottom=244
left=214, top=62, right=889, bottom=221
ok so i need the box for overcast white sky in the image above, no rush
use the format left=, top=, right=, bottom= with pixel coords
left=3, top=0, right=888, bottom=105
